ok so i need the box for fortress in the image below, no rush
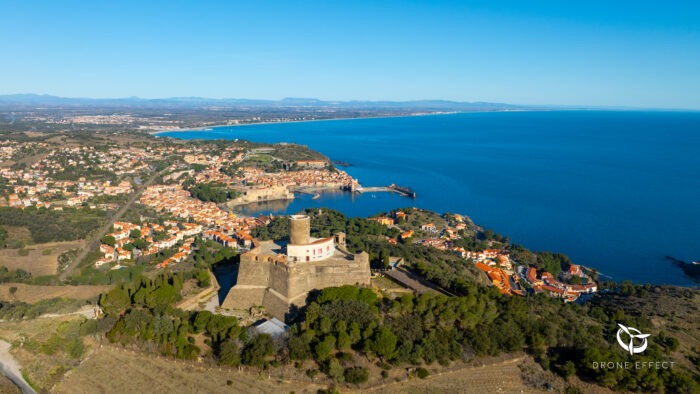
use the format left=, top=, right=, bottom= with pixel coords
left=227, top=185, right=294, bottom=206
left=221, top=214, right=371, bottom=320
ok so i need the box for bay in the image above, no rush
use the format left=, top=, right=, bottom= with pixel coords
left=158, top=110, right=700, bottom=286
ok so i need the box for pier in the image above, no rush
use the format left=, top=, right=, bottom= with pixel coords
left=358, top=184, right=416, bottom=198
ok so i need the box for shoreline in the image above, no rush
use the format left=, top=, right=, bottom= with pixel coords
left=147, top=109, right=538, bottom=135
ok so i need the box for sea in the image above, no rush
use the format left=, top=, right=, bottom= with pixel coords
left=158, top=110, right=700, bottom=286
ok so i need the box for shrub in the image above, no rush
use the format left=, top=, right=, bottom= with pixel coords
left=344, top=367, right=369, bottom=384
left=416, top=368, right=429, bottom=379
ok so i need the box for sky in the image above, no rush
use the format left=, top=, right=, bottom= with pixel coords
left=1, top=1, right=699, bottom=109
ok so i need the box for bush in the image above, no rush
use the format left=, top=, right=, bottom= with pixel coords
left=344, top=367, right=369, bottom=384
left=416, top=368, right=429, bottom=379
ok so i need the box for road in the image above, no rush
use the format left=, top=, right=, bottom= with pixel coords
left=59, top=169, right=163, bottom=280
left=0, top=340, right=35, bottom=394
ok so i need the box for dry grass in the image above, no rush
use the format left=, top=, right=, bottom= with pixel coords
left=0, top=375, right=21, bottom=393
left=1, top=226, right=32, bottom=244
left=54, top=346, right=325, bottom=394
left=0, top=315, right=90, bottom=391
left=367, top=356, right=535, bottom=394
left=0, top=240, right=84, bottom=276
left=0, top=284, right=109, bottom=303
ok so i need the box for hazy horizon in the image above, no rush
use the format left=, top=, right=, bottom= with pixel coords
left=2, top=1, right=699, bottom=109
left=1, top=93, right=698, bottom=112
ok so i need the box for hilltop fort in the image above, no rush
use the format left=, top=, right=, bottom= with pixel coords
left=222, top=214, right=370, bottom=320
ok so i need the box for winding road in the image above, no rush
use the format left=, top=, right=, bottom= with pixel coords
left=0, top=340, right=35, bottom=394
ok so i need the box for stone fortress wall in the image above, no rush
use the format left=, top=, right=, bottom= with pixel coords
left=228, top=185, right=294, bottom=205
left=221, top=215, right=370, bottom=320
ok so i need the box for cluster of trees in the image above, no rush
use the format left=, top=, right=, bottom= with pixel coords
left=99, top=269, right=279, bottom=368
left=190, top=238, right=237, bottom=268
left=283, top=283, right=698, bottom=392
left=91, top=264, right=698, bottom=392
left=188, top=183, right=240, bottom=203
left=287, top=285, right=498, bottom=375
left=68, top=265, right=146, bottom=286
left=0, top=206, right=104, bottom=244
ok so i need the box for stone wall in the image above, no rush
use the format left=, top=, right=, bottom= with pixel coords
left=221, top=247, right=371, bottom=321
left=229, top=185, right=294, bottom=205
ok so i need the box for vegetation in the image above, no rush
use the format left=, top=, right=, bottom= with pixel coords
left=0, top=207, right=103, bottom=244
left=0, top=298, right=89, bottom=320
left=187, top=182, right=240, bottom=203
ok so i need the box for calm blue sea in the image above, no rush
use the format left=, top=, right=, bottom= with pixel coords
left=159, top=111, right=700, bottom=286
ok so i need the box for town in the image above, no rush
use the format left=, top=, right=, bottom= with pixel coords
left=0, top=135, right=599, bottom=304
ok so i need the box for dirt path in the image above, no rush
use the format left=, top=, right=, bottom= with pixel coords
left=0, top=340, right=35, bottom=394
left=0, top=305, right=100, bottom=323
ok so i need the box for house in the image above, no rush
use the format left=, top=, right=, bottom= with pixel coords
left=420, top=223, right=436, bottom=232
left=372, top=216, right=394, bottom=226
left=400, top=230, right=414, bottom=240
left=526, top=267, right=542, bottom=286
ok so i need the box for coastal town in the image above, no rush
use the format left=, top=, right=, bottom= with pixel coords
left=368, top=209, right=598, bottom=302
left=1, top=3, right=697, bottom=391
left=0, top=135, right=599, bottom=303
left=0, top=121, right=694, bottom=394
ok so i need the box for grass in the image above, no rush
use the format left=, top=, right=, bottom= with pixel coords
left=54, top=346, right=325, bottom=394
left=0, top=240, right=86, bottom=276
left=0, top=283, right=110, bottom=303
left=0, top=315, right=89, bottom=391
left=248, top=154, right=272, bottom=162
left=371, top=275, right=405, bottom=290
left=3, top=226, right=32, bottom=244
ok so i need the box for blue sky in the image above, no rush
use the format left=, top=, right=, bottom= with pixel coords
left=1, top=1, right=699, bottom=109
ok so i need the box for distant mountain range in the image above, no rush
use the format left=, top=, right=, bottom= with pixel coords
left=0, top=94, right=525, bottom=110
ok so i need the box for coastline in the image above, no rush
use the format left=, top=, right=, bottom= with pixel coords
left=147, top=109, right=537, bottom=136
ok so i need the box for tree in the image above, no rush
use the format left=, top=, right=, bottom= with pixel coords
left=218, top=340, right=241, bottom=366
left=100, top=287, right=130, bottom=315
left=193, top=311, right=212, bottom=333
left=100, top=235, right=116, bottom=247
left=370, top=326, right=398, bottom=361
left=242, top=334, right=274, bottom=367
left=145, top=283, right=178, bottom=309
left=345, top=367, right=369, bottom=384
left=337, top=330, right=352, bottom=351
left=314, top=335, right=336, bottom=361
left=326, top=358, right=344, bottom=382
left=132, top=238, right=149, bottom=251
left=562, top=360, right=576, bottom=380
left=130, top=229, right=141, bottom=238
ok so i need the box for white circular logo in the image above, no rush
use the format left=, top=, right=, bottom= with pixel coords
left=616, top=323, right=649, bottom=355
